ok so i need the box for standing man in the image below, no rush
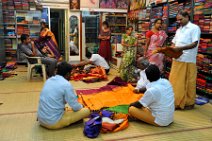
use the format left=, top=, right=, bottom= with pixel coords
left=169, top=10, right=201, bottom=110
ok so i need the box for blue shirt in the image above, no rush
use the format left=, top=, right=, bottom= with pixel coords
left=37, top=75, right=83, bottom=125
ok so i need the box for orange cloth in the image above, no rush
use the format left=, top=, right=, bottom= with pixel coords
left=113, top=113, right=129, bottom=132
left=71, top=66, right=107, bottom=82
left=78, top=84, right=143, bottom=110
left=40, top=28, right=58, bottom=48
left=101, top=113, right=129, bottom=133
left=154, top=47, right=183, bottom=59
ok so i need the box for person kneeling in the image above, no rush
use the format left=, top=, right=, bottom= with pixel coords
left=73, top=54, right=110, bottom=74
left=37, top=62, right=90, bottom=129
left=129, top=64, right=174, bottom=126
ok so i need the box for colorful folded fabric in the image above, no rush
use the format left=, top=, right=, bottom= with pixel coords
left=101, top=113, right=128, bottom=133
left=5, top=61, right=17, bottom=69
left=78, top=84, right=143, bottom=110
left=106, top=105, right=130, bottom=114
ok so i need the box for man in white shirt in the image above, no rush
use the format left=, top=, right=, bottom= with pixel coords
left=134, top=57, right=150, bottom=93
left=169, top=10, right=201, bottom=110
left=129, top=64, right=175, bottom=126
left=73, top=54, right=110, bottom=74
left=38, top=62, right=90, bottom=129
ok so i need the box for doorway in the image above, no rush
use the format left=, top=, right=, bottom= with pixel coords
left=50, top=9, right=65, bottom=56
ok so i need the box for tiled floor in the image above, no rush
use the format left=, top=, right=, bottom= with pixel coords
left=0, top=65, right=212, bottom=141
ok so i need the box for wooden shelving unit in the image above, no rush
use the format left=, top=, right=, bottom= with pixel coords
left=149, top=0, right=211, bottom=98
left=83, top=15, right=99, bottom=44
left=104, top=14, right=127, bottom=69
left=0, top=0, right=41, bottom=63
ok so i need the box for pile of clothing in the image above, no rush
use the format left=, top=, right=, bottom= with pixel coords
left=196, top=52, right=212, bottom=95
left=0, top=61, right=17, bottom=80
left=197, top=53, right=211, bottom=72
left=71, top=66, right=107, bottom=83
left=84, top=110, right=129, bottom=138
left=194, top=0, right=212, bottom=33
left=150, top=6, right=163, bottom=19
left=198, top=38, right=212, bottom=54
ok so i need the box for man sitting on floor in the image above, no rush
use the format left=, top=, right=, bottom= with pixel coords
left=72, top=54, right=110, bottom=74
left=37, top=62, right=90, bottom=129
left=19, top=34, right=57, bottom=77
left=129, top=64, right=175, bottom=127
left=133, top=57, right=150, bottom=93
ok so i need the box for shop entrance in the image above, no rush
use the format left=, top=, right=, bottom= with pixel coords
left=50, top=9, right=65, bottom=56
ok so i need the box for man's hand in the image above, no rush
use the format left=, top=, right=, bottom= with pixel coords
left=133, top=89, right=140, bottom=94
left=171, top=47, right=183, bottom=52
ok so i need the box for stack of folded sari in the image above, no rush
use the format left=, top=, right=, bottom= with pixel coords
left=198, top=38, right=212, bottom=54
left=194, top=0, right=212, bottom=33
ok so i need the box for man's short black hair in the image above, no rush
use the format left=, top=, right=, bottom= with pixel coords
left=145, top=64, right=160, bottom=82
left=57, top=61, right=73, bottom=77
left=178, top=10, right=190, bottom=19
left=21, top=34, right=29, bottom=43
left=86, top=53, right=92, bottom=58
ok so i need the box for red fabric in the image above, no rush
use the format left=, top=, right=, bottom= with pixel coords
left=98, top=40, right=112, bottom=62
left=146, top=30, right=154, bottom=38
left=101, top=123, right=118, bottom=133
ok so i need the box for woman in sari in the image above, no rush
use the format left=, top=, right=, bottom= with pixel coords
left=144, top=18, right=168, bottom=72
left=98, top=21, right=111, bottom=62
left=119, top=26, right=137, bottom=82
left=35, top=22, right=61, bottom=60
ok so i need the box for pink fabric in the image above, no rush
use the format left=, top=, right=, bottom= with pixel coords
left=147, top=30, right=168, bottom=71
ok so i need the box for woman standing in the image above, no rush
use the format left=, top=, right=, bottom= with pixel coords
left=98, top=21, right=111, bottom=62
left=35, top=22, right=61, bottom=60
left=144, top=18, right=168, bottom=72
left=119, top=26, right=137, bottom=82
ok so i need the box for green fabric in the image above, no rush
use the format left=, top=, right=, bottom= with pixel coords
left=122, top=34, right=137, bottom=46
left=1, top=68, right=8, bottom=72
left=106, top=105, right=130, bottom=114
left=119, top=34, right=137, bottom=82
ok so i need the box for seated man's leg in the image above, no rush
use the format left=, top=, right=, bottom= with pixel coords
left=41, top=108, right=90, bottom=130
left=129, top=106, right=159, bottom=126
left=41, top=57, right=57, bottom=77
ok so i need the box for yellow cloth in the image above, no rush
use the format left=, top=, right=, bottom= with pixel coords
left=78, top=84, right=143, bottom=110
left=40, top=28, right=58, bottom=48
left=40, top=108, right=90, bottom=129
left=169, top=60, right=197, bottom=109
